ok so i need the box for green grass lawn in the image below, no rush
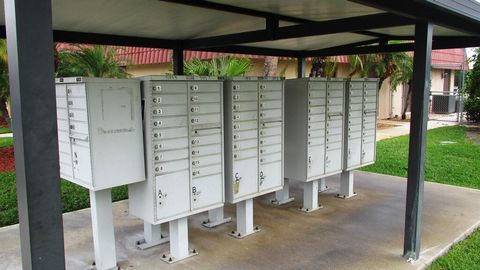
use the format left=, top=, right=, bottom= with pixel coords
left=361, top=125, right=480, bottom=270
left=0, top=137, right=13, bottom=148
left=0, top=127, right=11, bottom=134
left=362, top=125, right=480, bottom=189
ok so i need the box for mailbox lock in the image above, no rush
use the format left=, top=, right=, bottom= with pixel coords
left=191, top=118, right=199, bottom=123
left=192, top=170, right=200, bottom=176
left=260, top=94, right=264, bottom=99
left=191, top=96, right=198, bottom=102
left=233, top=95, right=240, bottom=100
left=234, top=135, right=239, bottom=139
left=233, top=85, right=240, bottom=90
left=191, top=107, right=199, bottom=112
left=192, top=139, right=199, bottom=145
left=68, top=101, right=73, bottom=106
left=190, top=85, right=199, bottom=91
left=69, top=124, right=75, bottom=130
left=233, top=105, right=239, bottom=110
left=233, top=124, right=240, bottom=130
left=68, top=112, right=74, bottom=117
left=234, top=144, right=238, bottom=149
left=192, top=150, right=199, bottom=155
left=67, top=88, right=72, bottom=94
left=153, top=85, right=162, bottom=92
left=234, top=115, right=240, bottom=120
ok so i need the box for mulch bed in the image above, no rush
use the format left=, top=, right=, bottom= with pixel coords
left=0, top=116, right=7, bottom=128
left=0, top=147, right=15, bottom=172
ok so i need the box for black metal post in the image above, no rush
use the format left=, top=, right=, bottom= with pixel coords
left=403, top=21, right=432, bottom=261
left=4, top=0, right=65, bottom=269
left=172, top=48, right=184, bottom=75
left=297, top=57, right=305, bottom=78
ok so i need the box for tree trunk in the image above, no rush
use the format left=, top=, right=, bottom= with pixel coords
left=0, top=97, right=10, bottom=127
left=263, top=56, right=279, bottom=76
left=310, top=56, right=327, bottom=77
left=401, top=80, right=413, bottom=120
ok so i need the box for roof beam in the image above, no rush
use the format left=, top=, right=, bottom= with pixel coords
left=196, top=45, right=303, bottom=58
left=183, top=13, right=414, bottom=49
left=158, top=0, right=312, bottom=24
left=351, top=0, right=480, bottom=35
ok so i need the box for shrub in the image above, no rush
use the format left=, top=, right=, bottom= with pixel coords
left=464, top=97, right=480, bottom=122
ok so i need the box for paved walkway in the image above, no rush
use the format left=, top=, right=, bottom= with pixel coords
left=376, top=116, right=459, bottom=141
left=0, top=132, right=12, bottom=138
left=1, top=172, right=479, bottom=270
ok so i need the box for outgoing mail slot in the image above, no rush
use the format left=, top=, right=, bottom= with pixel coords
left=233, top=148, right=258, bottom=160
left=260, top=144, right=282, bottom=155
left=259, top=126, right=282, bottom=137
left=260, top=135, right=281, bottom=146
left=259, top=91, right=282, bottom=100
left=68, top=97, right=87, bottom=110
left=192, top=154, right=222, bottom=168
left=233, top=120, right=258, bottom=131
left=308, top=98, right=326, bottom=106
left=259, top=152, right=282, bottom=164
left=192, top=164, right=222, bottom=178
left=153, top=137, right=188, bottom=151
left=152, top=93, right=187, bottom=105
left=234, top=129, right=258, bottom=140
left=152, top=127, right=188, bottom=140
left=152, top=105, right=187, bottom=116
left=154, top=149, right=189, bottom=162
left=155, top=159, right=189, bottom=175
left=308, top=89, right=326, bottom=98
left=233, top=101, right=257, bottom=112
left=191, top=103, right=220, bottom=115
left=234, top=111, right=258, bottom=121
left=308, top=106, right=326, bottom=114
left=152, top=116, right=187, bottom=128
left=191, top=144, right=222, bottom=157
left=259, top=100, right=282, bottom=110
left=234, top=138, right=258, bottom=150
left=260, top=109, right=282, bottom=120
left=232, top=92, right=257, bottom=102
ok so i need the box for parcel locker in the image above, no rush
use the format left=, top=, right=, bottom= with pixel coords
left=128, top=76, right=225, bottom=225
left=224, top=77, right=284, bottom=204
left=344, top=78, right=379, bottom=170
left=284, top=77, right=345, bottom=183
left=55, top=77, right=145, bottom=190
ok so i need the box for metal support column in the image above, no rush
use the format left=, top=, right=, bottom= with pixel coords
left=202, top=207, right=232, bottom=228
left=337, top=171, right=357, bottom=199
left=4, top=0, right=65, bottom=269
left=297, top=57, right=306, bottom=78
left=271, top=178, right=295, bottom=205
left=300, top=180, right=322, bottom=212
left=137, top=222, right=169, bottom=250
left=404, top=21, right=433, bottom=261
left=230, top=199, right=260, bottom=238
left=172, top=48, right=184, bottom=75
left=318, top=178, right=329, bottom=193
left=90, top=189, right=117, bottom=270
left=162, top=217, right=197, bottom=264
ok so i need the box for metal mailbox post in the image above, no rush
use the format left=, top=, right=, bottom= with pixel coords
left=55, top=77, right=145, bottom=270
left=280, top=78, right=346, bottom=212
left=128, top=76, right=225, bottom=262
left=339, top=78, right=378, bottom=198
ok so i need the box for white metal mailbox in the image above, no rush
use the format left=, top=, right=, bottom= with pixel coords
left=344, top=78, right=378, bottom=170
left=337, top=78, right=379, bottom=199
left=55, top=77, right=145, bottom=270
left=55, top=77, right=145, bottom=190
left=129, top=76, right=225, bottom=225
left=223, top=77, right=284, bottom=204
left=279, top=77, right=345, bottom=211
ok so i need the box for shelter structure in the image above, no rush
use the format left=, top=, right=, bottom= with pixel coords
left=1, top=0, right=480, bottom=268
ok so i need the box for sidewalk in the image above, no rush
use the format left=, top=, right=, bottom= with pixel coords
left=0, top=133, right=12, bottom=138
left=376, top=117, right=459, bottom=141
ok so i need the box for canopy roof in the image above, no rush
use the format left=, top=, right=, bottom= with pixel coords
left=1, top=0, right=479, bottom=56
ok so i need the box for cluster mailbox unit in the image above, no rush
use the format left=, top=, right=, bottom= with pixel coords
left=55, top=77, right=145, bottom=270
left=279, top=78, right=346, bottom=211
left=128, top=76, right=225, bottom=262
left=340, top=78, right=378, bottom=198
left=221, top=77, right=284, bottom=238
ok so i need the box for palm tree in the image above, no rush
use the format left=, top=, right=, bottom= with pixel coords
left=0, top=39, right=10, bottom=121
left=263, top=56, right=278, bottom=77
left=184, top=56, right=251, bottom=77
left=309, top=56, right=337, bottom=78
left=56, top=45, right=129, bottom=78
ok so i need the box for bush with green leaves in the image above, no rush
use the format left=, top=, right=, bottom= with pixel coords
left=464, top=97, right=480, bottom=122
left=183, top=56, right=251, bottom=77
left=464, top=48, right=480, bottom=122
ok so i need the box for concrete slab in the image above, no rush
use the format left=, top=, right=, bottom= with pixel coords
left=1, top=171, right=479, bottom=270
left=376, top=119, right=458, bottom=141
